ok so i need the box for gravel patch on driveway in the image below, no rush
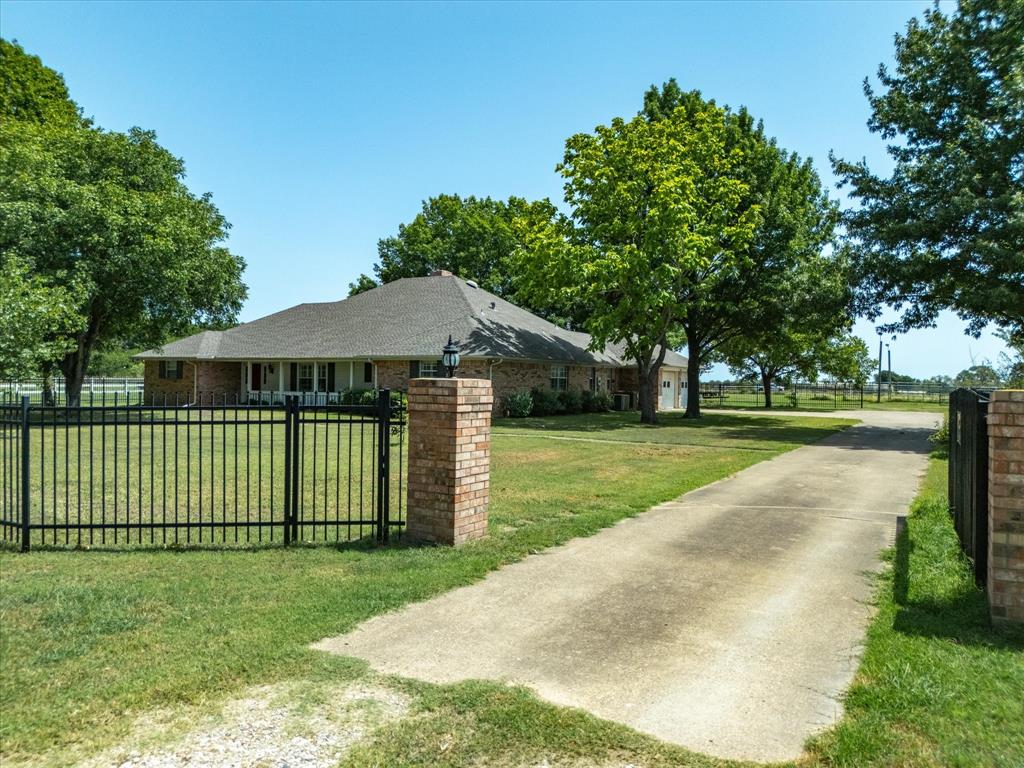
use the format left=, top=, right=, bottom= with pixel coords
left=81, top=682, right=409, bottom=768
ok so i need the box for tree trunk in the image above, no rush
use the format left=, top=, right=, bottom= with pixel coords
left=684, top=334, right=702, bottom=418
left=762, top=370, right=773, bottom=409
left=59, top=352, right=87, bottom=407
left=59, top=319, right=100, bottom=407
left=637, top=363, right=658, bottom=424
left=41, top=369, right=55, bottom=407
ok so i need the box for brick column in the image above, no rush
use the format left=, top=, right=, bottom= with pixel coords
left=988, top=390, right=1024, bottom=625
left=406, top=378, right=492, bottom=545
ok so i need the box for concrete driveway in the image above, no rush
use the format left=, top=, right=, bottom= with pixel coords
left=315, top=409, right=940, bottom=762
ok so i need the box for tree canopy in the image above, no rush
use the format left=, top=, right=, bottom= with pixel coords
left=719, top=249, right=859, bottom=404
left=0, top=40, right=82, bottom=126
left=643, top=80, right=842, bottom=416
left=832, top=0, right=1024, bottom=343
left=518, top=97, right=759, bottom=423
left=955, top=364, right=1003, bottom=388
left=0, top=39, right=246, bottom=401
left=351, top=194, right=573, bottom=323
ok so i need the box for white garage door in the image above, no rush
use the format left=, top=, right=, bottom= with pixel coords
left=661, top=375, right=676, bottom=410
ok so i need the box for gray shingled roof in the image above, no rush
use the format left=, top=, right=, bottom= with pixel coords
left=137, top=275, right=688, bottom=368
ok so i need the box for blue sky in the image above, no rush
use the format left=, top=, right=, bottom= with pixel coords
left=1, top=0, right=1010, bottom=378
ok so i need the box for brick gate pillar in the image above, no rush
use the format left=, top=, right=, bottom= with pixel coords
left=406, top=378, right=492, bottom=545
left=988, top=390, right=1024, bottom=625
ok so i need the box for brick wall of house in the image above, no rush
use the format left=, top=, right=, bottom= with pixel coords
left=195, top=362, right=244, bottom=400
left=143, top=360, right=194, bottom=403
left=143, top=360, right=243, bottom=403
left=143, top=357, right=678, bottom=412
left=377, top=359, right=618, bottom=415
left=375, top=359, right=490, bottom=394
left=988, top=390, right=1024, bottom=625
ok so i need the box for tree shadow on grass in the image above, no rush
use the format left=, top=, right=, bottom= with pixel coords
left=891, top=520, right=1024, bottom=650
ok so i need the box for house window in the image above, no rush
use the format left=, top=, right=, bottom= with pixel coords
left=419, top=361, right=439, bottom=377
left=298, top=363, right=314, bottom=391
left=159, top=360, right=182, bottom=380
left=364, top=362, right=374, bottom=384
left=317, top=364, right=328, bottom=392
left=589, top=367, right=597, bottom=391
left=550, top=365, right=568, bottom=391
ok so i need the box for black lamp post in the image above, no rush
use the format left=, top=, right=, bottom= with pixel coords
left=442, top=335, right=460, bottom=378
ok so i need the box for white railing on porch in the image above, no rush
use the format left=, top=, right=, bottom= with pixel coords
left=246, top=390, right=348, bottom=406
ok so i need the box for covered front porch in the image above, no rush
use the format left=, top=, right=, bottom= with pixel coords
left=244, top=359, right=378, bottom=405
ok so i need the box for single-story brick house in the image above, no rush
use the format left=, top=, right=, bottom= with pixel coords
left=136, top=271, right=688, bottom=413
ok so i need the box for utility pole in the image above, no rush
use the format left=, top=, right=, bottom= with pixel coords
left=877, top=328, right=883, bottom=403
left=887, top=343, right=892, bottom=396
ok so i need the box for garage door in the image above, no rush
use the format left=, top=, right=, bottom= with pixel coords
left=661, top=375, right=675, bottom=410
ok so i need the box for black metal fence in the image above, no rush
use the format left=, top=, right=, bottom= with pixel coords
left=948, top=388, right=991, bottom=585
left=0, top=391, right=406, bottom=551
left=699, top=383, right=866, bottom=410
left=699, top=382, right=952, bottom=410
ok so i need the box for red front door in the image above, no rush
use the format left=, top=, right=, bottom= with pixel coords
left=251, top=363, right=261, bottom=391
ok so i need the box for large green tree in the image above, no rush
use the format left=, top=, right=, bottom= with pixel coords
left=817, top=335, right=874, bottom=385
left=832, top=0, right=1024, bottom=342
left=719, top=250, right=855, bottom=406
left=519, top=101, right=758, bottom=423
left=350, top=194, right=574, bottom=324
left=0, top=40, right=246, bottom=403
left=644, top=80, right=841, bottom=417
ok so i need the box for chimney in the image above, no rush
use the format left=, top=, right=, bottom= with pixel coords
left=431, top=269, right=453, bottom=277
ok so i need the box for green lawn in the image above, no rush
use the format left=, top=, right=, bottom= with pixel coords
left=807, top=454, right=1024, bottom=766
left=0, top=411, right=850, bottom=767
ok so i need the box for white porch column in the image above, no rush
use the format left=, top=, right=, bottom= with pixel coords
left=312, top=362, right=318, bottom=393
left=349, top=361, right=353, bottom=389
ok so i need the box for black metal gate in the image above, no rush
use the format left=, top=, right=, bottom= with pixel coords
left=948, top=388, right=991, bottom=585
left=0, top=390, right=405, bottom=551
left=288, top=393, right=404, bottom=545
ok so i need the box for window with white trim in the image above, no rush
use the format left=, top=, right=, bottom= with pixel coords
left=317, top=365, right=328, bottom=392
left=419, top=361, right=439, bottom=377
left=298, top=363, right=314, bottom=391
left=550, top=365, right=568, bottom=391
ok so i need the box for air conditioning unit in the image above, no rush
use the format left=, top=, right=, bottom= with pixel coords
left=613, top=393, right=632, bottom=411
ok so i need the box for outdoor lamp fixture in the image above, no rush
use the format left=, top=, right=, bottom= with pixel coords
left=442, top=335, right=461, bottom=378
